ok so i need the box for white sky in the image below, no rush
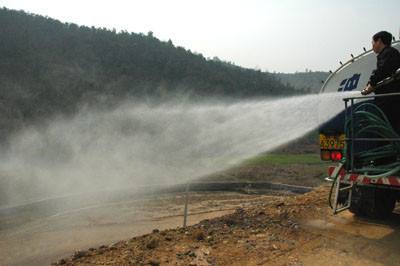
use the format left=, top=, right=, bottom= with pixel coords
left=1, top=0, right=399, bottom=73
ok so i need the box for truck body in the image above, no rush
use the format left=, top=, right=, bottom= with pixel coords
left=319, top=40, right=400, bottom=218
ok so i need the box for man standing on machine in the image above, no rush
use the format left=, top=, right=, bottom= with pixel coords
left=361, top=31, right=400, bottom=133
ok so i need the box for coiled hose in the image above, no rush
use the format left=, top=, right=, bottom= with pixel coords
left=328, top=102, right=400, bottom=208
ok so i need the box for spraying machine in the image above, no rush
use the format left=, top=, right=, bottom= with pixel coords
left=319, top=40, right=400, bottom=218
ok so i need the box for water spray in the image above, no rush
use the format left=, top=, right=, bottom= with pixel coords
left=0, top=92, right=358, bottom=207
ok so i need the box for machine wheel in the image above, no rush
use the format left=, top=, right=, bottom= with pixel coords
left=349, top=186, right=396, bottom=219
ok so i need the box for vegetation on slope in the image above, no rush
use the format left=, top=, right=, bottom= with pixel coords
left=0, top=8, right=303, bottom=140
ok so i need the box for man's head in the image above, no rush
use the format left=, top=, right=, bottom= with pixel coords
left=372, top=31, right=392, bottom=53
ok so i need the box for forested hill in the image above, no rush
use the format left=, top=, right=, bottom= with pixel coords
left=0, top=7, right=302, bottom=139
left=275, top=71, right=329, bottom=93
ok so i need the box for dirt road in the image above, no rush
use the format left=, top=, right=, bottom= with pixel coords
left=53, top=186, right=400, bottom=266
left=0, top=190, right=282, bottom=266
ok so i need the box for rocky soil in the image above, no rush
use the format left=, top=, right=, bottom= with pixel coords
left=53, top=186, right=400, bottom=266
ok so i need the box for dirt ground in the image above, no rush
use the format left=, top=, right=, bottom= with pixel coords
left=202, top=163, right=326, bottom=188
left=0, top=190, right=289, bottom=266
left=53, top=185, right=400, bottom=266
left=3, top=136, right=399, bottom=266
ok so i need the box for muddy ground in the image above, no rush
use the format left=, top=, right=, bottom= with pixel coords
left=54, top=186, right=400, bottom=266
left=1, top=134, right=327, bottom=266
left=0, top=189, right=292, bottom=266
left=6, top=135, right=400, bottom=265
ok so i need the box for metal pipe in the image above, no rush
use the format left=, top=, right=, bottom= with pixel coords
left=347, top=138, right=400, bottom=141
left=183, top=183, right=190, bottom=227
left=350, top=99, right=355, bottom=172
left=342, top=92, right=400, bottom=101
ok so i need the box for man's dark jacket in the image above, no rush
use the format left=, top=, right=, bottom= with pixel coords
left=369, top=45, right=400, bottom=133
left=369, top=45, right=400, bottom=94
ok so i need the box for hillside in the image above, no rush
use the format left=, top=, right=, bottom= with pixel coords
left=0, top=8, right=301, bottom=141
left=275, top=71, right=329, bottom=93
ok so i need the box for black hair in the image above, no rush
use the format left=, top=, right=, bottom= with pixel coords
left=373, top=31, right=392, bottom=46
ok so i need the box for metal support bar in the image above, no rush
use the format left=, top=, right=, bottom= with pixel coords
left=342, top=91, right=400, bottom=101
left=350, top=98, right=355, bottom=172
left=183, top=183, right=190, bottom=227
left=325, top=177, right=334, bottom=182
left=339, top=185, right=353, bottom=191
left=347, top=138, right=400, bottom=141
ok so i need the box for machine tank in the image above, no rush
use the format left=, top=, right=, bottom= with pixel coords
left=320, top=41, right=400, bottom=94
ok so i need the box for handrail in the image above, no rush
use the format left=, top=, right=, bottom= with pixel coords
left=343, top=92, right=400, bottom=101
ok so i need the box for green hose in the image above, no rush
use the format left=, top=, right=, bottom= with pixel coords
left=344, top=102, right=400, bottom=177
left=328, top=102, right=400, bottom=208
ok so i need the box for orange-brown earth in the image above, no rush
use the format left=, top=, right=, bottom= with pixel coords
left=53, top=186, right=400, bottom=266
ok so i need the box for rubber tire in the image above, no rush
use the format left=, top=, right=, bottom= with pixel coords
left=349, top=186, right=396, bottom=219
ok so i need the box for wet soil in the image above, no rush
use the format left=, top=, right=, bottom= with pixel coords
left=0, top=191, right=285, bottom=266
left=53, top=186, right=400, bottom=266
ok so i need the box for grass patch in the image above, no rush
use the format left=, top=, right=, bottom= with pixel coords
left=243, top=153, right=322, bottom=166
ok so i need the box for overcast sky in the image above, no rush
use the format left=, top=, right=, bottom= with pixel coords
left=1, top=0, right=399, bottom=73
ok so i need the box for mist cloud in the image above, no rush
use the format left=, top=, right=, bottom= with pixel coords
left=0, top=92, right=353, bottom=207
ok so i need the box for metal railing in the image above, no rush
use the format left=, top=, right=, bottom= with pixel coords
left=343, top=92, right=400, bottom=173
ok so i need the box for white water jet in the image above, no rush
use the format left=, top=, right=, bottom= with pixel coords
left=0, top=91, right=359, bottom=206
